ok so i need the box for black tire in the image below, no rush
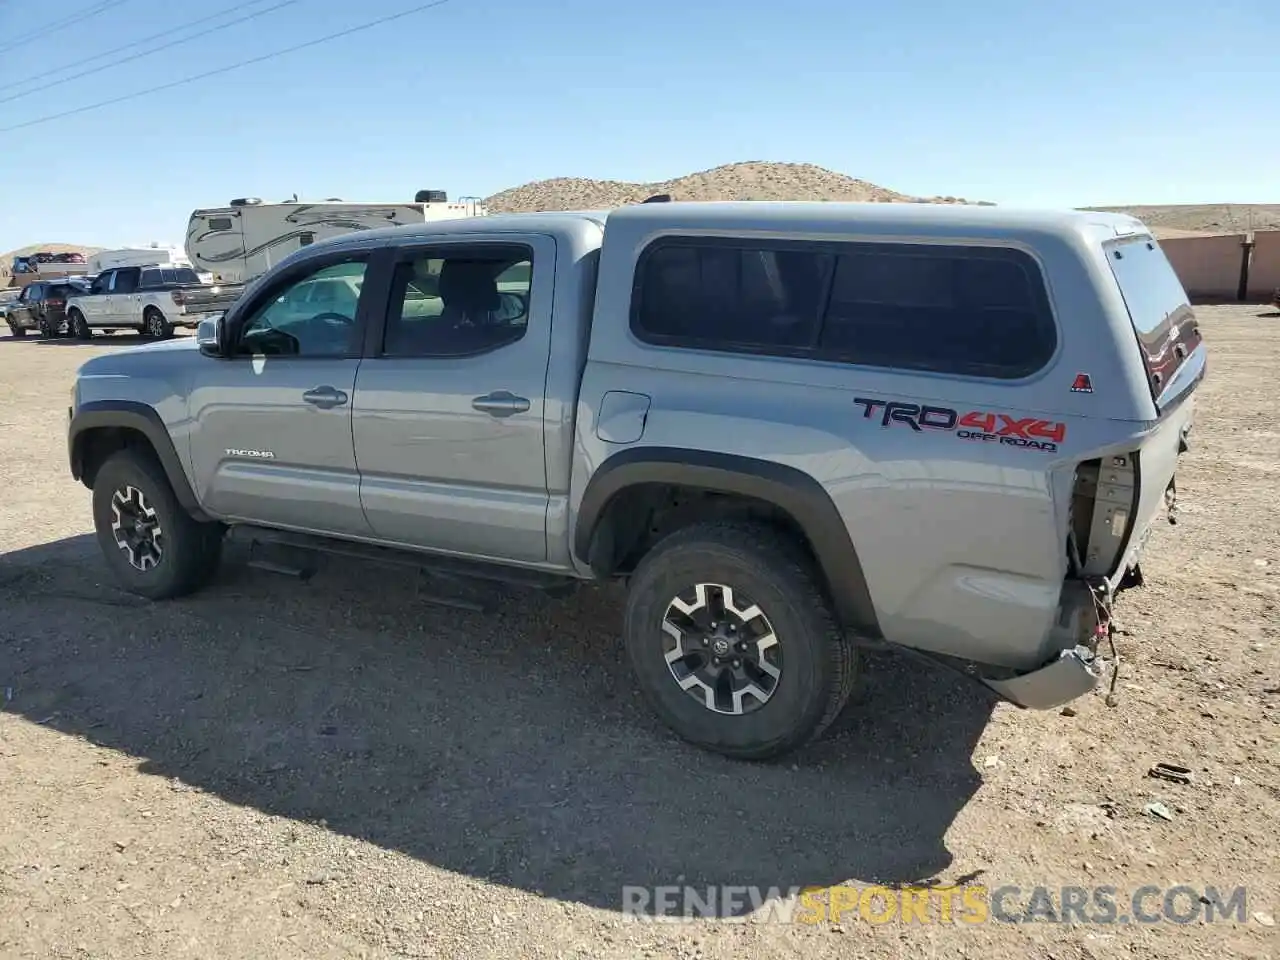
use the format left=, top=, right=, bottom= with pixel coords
left=91, top=448, right=223, bottom=600
left=8, top=323, right=26, bottom=337
left=68, top=308, right=91, bottom=340
left=623, top=520, right=857, bottom=760
left=144, top=308, right=173, bottom=339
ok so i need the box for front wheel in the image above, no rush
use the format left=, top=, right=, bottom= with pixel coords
left=623, top=521, right=857, bottom=760
left=7, top=321, right=26, bottom=338
left=91, top=449, right=223, bottom=600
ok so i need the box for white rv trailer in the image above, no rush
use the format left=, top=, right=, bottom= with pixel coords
left=88, top=245, right=189, bottom=274
left=184, top=191, right=488, bottom=284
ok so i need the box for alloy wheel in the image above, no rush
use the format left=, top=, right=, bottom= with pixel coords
left=109, top=485, right=164, bottom=571
left=661, top=582, right=782, bottom=715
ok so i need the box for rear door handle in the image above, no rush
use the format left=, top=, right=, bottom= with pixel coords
left=471, top=391, right=530, bottom=418
left=302, top=385, right=349, bottom=409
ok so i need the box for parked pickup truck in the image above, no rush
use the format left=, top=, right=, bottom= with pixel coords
left=66, top=202, right=1204, bottom=759
left=64, top=264, right=224, bottom=339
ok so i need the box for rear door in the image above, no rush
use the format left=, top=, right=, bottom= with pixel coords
left=350, top=236, right=554, bottom=563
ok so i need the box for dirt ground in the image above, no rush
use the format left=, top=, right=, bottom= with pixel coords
left=1, top=308, right=1277, bottom=960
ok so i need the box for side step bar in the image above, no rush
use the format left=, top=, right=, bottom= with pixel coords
left=226, top=524, right=579, bottom=595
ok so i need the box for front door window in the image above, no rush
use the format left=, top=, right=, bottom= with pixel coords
left=236, top=261, right=367, bottom=357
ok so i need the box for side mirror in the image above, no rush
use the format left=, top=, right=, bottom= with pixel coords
left=196, top=314, right=224, bottom=357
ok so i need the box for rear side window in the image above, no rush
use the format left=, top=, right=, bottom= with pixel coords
left=140, top=269, right=162, bottom=287
left=631, top=238, right=1056, bottom=379
left=163, top=268, right=201, bottom=284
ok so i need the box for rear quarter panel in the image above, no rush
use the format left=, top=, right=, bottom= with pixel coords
left=574, top=208, right=1164, bottom=670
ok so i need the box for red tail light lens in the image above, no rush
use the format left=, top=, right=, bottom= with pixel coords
left=47, top=298, right=65, bottom=307
left=171, top=290, right=186, bottom=305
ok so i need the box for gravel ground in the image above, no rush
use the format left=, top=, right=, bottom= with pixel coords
left=1, top=310, right=1277, bottom=959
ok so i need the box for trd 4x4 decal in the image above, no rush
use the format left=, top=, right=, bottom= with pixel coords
left=853, top=398, right=1066, bottom=453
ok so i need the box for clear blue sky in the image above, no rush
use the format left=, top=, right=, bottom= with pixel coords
left=0, top=0, right=1275, bottom=253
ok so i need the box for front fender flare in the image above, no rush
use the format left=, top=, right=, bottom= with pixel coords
left=68, top=400, right=209, bottom=521
left=574, top=448, right=881, bottom=637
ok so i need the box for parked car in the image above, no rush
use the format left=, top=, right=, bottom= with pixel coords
left=66, top=201, right=1203, bottom=759
left=64, top=264, right=227, bottom=339
left=5, top=278, right=89, bottom=337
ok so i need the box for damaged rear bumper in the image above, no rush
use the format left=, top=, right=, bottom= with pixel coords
left=981, top=644, right=1104, bottom=709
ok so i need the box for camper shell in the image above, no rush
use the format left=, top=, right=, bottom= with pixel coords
left=88, top=246, right=191, bottom=275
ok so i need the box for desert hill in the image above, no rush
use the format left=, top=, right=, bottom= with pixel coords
left=485, top=162, right=1278, bottom=239
left=484, top=161, right=982, bottom=212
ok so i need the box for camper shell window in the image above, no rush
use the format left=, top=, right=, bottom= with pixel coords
left=208, top=217, right=234, bottom=231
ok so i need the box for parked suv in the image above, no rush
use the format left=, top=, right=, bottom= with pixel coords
left=66, top=202, right=1204, bottom=759
left=5, top=279, right=89, bottom=337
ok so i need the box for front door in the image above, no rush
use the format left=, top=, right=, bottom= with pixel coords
left=85, top=271, right=113, bottom=325
left=107, top=267, right=140, bottom=326
left=351, top=238, right=554, bottom=564
left=187, top=252, right=375, bottom=537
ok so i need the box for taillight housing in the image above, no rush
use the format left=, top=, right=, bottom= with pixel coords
left=47, top=298, right=64, bottom=307
left=171, top=290, right=186, bottom=305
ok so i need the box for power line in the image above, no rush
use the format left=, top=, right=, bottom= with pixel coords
left=0, top=0, right=276, bottom=97
left=0, top=0, right=455, bottom=133
left=0, top=0, right=299, bottom=105
left=0, top=0, right=132, bottom=55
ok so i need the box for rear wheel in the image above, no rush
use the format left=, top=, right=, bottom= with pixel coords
left=68, top=309, right=91, bottom=340
left=144, top=308, right=172, bottom=339
left=623, top=521, right=857, bottom=760
left=91, top=448, right=223, bottom=600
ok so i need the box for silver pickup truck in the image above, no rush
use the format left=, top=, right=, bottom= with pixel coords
left=64, top=264, right=226, bottom=339
left=66, top=201, right=1204, bottom=759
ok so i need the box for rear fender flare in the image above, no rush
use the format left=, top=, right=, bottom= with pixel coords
left=69, top=400, right=209, bottom=521
left=575, top=448, right=881, bottom=637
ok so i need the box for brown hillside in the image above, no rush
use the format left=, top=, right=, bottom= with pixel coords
left=1084, top=204, right=1280, bottom=235
left=484, top=161, right=982, bottom=213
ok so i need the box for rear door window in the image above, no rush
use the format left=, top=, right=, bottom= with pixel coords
left=1105, top=237, right=1203, bottom=399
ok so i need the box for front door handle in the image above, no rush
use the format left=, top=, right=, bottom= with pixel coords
left=471, top=390, right=530, bottom=418
left=302, top=385, right=349, bottom=409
